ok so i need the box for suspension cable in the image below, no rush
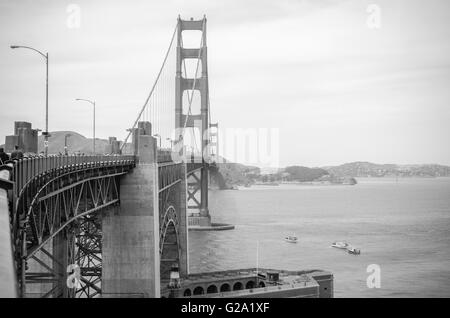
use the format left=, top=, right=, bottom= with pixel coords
left=120, top=21, right=178, bottom=151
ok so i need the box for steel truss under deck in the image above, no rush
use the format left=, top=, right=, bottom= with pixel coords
left=6, top=155, right=199, bottom=297
left=186, top=161, right=206, bottom=212
left=9, top=156, right=135, bottom=297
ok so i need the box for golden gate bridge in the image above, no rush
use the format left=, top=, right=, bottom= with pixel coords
left=0, top=16, right=332, bottom=298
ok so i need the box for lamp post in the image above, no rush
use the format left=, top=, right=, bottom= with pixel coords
left=153, top=134, right=161, bottom=148
left=64, top=133, right=71, bottom=155
left=75, top=99, right=95, bottom=154
left=11, top=45, right=49, bottom=155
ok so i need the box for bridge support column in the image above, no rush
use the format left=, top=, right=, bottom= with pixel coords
left=102, top=125, right=160, bottom=298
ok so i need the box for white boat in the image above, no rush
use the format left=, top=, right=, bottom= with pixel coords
left=284, top=235, right=298, bottom=243
left=331, top=241, right=349, bottom=249
left=347, top=247, right=361, bottom=255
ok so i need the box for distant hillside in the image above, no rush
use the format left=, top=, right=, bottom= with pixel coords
left=253, top=165, right=356, bottom=185
left=324, top=161, right=450, bottom=177
left=37, top=131, right=101, bottom=155
left=210, top=157, right=260, bottom=189
left=35, top=131, right=131, bottom=155
left=284, top=166, right=329, bottom=182
left=397, top=164, right=450, bottom=177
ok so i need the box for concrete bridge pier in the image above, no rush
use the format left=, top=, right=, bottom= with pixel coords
left=101, top=122, right=160, bottom=298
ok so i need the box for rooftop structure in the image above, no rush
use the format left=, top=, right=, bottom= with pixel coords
left=162, top=268, right=333, bottom=298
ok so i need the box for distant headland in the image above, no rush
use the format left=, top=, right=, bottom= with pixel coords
left=210, top=161, right=450, bottom=190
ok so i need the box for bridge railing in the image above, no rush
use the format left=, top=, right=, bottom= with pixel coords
left=0, top=163, right=18, bottom=298
left=8, top=155, right=135, bottom=198
left=157, top=149, right=173, bottom=163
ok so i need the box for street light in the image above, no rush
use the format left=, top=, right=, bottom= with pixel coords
left=75, top=99, right=96, bottom=155
left=64, top=133, right=71, bottom=155
left=11, top=45, right=49, bottom=155
left=153, top=134, right=161, bottom=148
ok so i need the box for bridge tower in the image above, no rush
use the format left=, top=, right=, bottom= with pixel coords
left=209, top=122, right=219, bottom=162
left=175, top=16, right=212, bottom=227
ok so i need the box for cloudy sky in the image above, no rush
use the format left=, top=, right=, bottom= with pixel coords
left=0, top=0, right=449, bottom=167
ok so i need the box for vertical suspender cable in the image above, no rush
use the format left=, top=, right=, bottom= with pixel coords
left=121, top=22, right=178, bottom=151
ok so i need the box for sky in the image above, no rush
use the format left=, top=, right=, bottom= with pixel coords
left=0, top=0, right=449, bottom=167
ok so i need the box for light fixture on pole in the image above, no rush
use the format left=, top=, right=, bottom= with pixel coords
left=75, top=99, right=96, bottom=154
left=64, top=133, right=72, bottom=155
left=153, top=134, right=161, bottom=148
left=11, top=45, right=49, bottom=155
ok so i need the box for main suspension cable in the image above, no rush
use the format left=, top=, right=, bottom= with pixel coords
left=121, top=21, right=178, bottom=151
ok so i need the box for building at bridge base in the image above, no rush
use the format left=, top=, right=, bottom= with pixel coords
left=161, top=268, right=333, bottom=298
left=101, top=125, right=161, bottom=298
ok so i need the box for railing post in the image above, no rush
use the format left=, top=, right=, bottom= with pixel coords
left=20, top=160, right=25, bottom=196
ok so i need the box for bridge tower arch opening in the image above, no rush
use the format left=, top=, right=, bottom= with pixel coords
left=160, top=206, right=181, bottom=280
